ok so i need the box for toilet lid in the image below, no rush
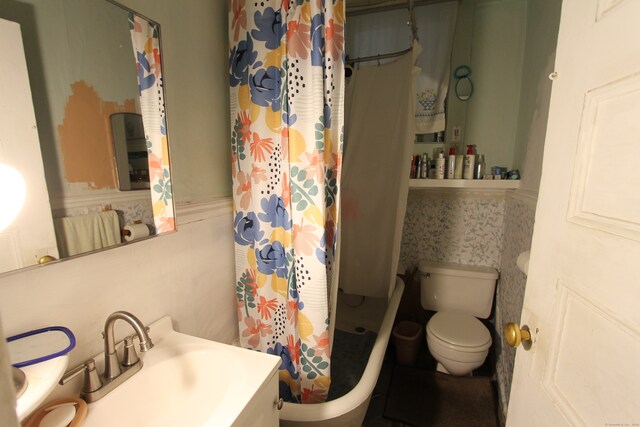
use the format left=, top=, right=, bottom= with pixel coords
left=427, top=312, right=492, bottom=349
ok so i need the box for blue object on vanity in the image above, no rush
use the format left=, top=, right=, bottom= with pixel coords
left=7, top=326, right=76, bottom=368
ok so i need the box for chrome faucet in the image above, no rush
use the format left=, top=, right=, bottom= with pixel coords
left=103, top=311, right=153, bottom=380
left=60, top=311, right=154, bottom=402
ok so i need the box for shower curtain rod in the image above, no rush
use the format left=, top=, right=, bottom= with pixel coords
left=346, top=0, right=456, bottom=17
left=347, top=0, right=418, bottom=65
left=347, top=46, right=412, bottom=65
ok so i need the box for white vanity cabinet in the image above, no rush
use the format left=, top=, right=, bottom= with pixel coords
left=232, top=370, right=279, bottom=426
left=50, top=316, right=281, bottom=427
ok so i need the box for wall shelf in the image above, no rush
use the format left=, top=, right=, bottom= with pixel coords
left=409, top=179, right=520, bottom=190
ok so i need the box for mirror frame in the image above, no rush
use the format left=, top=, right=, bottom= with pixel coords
left=0, top=0, right=176, bottom=277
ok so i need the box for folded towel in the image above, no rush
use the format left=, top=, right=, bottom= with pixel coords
left=54, top=210, right=121, bottom=257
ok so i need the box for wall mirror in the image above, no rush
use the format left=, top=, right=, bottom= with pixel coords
left=0, top=0, right=175, bottom=275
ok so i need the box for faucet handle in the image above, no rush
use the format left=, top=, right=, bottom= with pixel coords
left=122, top=336, right=140, bottom=367
left=60, top=359, right=102, bottom=393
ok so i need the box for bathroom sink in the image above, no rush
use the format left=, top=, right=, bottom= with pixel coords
left=81, top=317, right=280, bottom=427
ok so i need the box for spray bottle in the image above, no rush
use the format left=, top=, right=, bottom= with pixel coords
left=420, top=154, right=428, bottom=179
left=474, top=154, right=486, bottom=179
left=446, top=147, right=456, bottom=179
left=435, top=151, right=445, bottom=179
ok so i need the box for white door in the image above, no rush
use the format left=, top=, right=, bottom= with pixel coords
left=0, top=18, right=58, bottom=273
left=507, top=1, right=640, bottom=425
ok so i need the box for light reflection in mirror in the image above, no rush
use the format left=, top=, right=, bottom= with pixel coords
left=0, top=164, right=26, bottom=232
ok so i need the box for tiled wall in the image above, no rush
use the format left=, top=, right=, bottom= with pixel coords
left=400, top=189, right=506, bottom=272
left=494, top=192, right=537, bottom=415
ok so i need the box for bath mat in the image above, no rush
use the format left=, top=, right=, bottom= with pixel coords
left=384, top=366, right=499, bottom=427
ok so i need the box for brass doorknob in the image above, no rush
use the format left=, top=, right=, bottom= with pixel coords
left=38, top=255, right=57, bottom=264
left=504, top=322, right=531, bottom=348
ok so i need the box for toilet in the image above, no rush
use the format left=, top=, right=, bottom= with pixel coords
left=419, top=261, right=498, bottom=375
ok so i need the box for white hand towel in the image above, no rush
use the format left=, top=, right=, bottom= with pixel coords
left=54, top=210, right=121, bottom=257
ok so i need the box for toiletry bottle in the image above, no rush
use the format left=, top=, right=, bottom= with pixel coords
left=415, top=155, right=421, bottom=179
left=454, top=154, right=464, bottom=179
left=428, top=159, right=436, bottom=179
left=420, top=154, right=428, bottom=179
left=446, top=147, right=456, bottom=179
left=435, top=151, right=445, bottom=179
left=463, top=145, right=475, bottom=179
left=474, top=154, right=486, bottom=179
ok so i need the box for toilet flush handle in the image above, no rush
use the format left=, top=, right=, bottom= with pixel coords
left=504, top=322, right=532, bottom=349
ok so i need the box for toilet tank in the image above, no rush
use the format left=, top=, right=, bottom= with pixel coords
left=419, top=261, right=498, bottom=319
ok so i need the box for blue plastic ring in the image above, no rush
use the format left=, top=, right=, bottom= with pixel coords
left=8, top=326, right=76, bottom=368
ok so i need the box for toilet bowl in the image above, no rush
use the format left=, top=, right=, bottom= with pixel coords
left=419, top=261, right=498, bottom=376
left=426, top=311, right=491, bottom=375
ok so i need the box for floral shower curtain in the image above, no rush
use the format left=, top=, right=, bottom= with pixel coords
left=229, top=0, right=344, bottom=404
left=128, top=13, right=174, bottom=233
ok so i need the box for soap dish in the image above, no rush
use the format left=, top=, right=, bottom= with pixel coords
left=23, top=397, right=88, bottom=427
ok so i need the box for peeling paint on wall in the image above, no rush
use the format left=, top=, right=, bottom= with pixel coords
left=58, top=80, right=137, bottom=190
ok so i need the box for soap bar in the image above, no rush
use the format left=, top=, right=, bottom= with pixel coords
left=40, top=403, right=76, bottom=427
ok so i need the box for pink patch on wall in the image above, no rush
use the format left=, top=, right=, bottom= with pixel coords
left=58, top=80, right=137, bottom=190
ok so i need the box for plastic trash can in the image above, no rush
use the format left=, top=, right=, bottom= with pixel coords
left=392, top=321, right=423, bottom=366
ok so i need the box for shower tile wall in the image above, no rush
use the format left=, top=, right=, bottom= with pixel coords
left=400, top=190, right=506, bottom=272
left=494, top=193, right=536, bottom=415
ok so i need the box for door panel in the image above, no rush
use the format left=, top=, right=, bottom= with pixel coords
left=0, top=18, right=58, bottom=272
left=568, top=72, right=640, bottom=239
left=508, top=0, right=640, bottom=425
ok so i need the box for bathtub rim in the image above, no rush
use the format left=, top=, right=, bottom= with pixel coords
left=279, top=277, right=405, bottom=422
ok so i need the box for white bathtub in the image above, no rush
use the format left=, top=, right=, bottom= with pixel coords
left=279, top=277, right=405, bottom=427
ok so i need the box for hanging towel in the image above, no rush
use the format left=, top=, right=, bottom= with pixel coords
left=346, top=2, right=458, bottom=134
left=54, top=210, right=121, bottom=257
left=414, top=2, right=458, bottom=134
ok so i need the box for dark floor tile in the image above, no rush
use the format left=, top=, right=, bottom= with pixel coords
left=363, top=359, right=394, bottom=425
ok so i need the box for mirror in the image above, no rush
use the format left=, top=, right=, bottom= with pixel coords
left=111, top=113, right=151, bottom=191
left=0, top=0, right=175, bottom=274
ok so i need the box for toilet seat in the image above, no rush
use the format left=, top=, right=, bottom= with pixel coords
left=426, top=312, right=491, bottom=352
